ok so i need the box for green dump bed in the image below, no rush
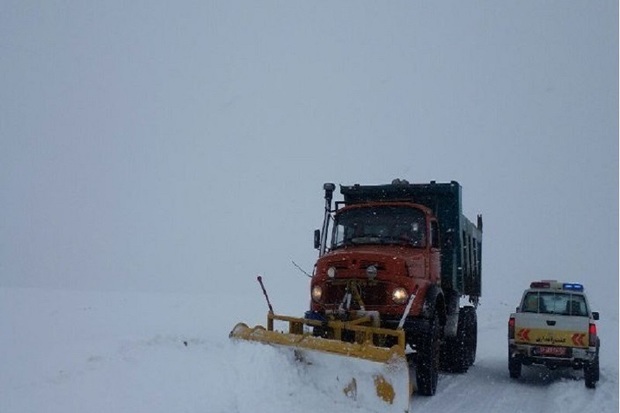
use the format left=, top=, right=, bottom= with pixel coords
left=340, top=181, right=482, bottom=298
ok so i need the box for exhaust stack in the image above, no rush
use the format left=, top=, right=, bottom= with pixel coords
left=319, top=183, right=336, bottom=256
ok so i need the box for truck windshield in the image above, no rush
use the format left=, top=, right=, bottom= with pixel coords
left=331, top=206, right=426, bottom=249
left=521, top=292, right=588, bottom=316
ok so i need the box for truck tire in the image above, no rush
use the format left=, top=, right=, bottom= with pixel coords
left=416, top=313, right=440, bottom=396
left=440, top=307, right=476, bottom=373
left=508, top=355, right=521, bottom=379
left=462, top=306, right=477, bottom=367
left=440, top=331, right=467, bottom=373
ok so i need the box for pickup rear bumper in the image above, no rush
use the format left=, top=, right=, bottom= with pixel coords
left=509, top=342, right=597, bottom=369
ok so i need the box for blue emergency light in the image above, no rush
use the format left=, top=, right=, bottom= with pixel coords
left=562, top=283, right=584, bottom=292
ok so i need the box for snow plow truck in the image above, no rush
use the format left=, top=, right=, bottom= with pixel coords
left=230, top=180, right=483, bottom=411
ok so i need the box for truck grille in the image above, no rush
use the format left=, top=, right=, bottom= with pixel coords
left=324, top=280, right=389, bottom=308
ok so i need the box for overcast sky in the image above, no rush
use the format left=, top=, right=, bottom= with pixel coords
left=1, top=2, right=617, bottom=309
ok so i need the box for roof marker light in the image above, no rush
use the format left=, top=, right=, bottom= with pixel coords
left=530, top=281, right=550, bottom=289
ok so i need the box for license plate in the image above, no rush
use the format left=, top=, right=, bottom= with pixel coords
left=534, top=346, right=568, bottom=356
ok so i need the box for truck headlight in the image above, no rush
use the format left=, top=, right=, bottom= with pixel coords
left=392, top=287, right=408, bottom=304
left=311, top=285, right=323, bottom=302
left=327, top=267, right=336, bottom=279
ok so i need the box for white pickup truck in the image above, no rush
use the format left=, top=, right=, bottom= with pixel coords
left=508, top=280, right=600, bottom=388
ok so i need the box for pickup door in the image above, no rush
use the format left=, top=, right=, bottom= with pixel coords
left=514, top=291, right=590, bottom=354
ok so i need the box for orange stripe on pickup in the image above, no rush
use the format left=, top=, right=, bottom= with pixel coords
left=515, top=328, right=589, bottom=348
left=571, top=333, right=586, bottom=346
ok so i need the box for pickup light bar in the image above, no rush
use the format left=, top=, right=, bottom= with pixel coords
left=529, top=280, right=584, bottom=292
left=562, top=283, right=584, bottom=292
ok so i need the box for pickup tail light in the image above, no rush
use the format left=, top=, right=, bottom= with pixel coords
left=508, top=317, right=515, bottom=339
left=588, top=323, right=597, bottom=347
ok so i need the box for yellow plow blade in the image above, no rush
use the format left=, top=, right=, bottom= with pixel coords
left=230, top=313, right=412, bottom=412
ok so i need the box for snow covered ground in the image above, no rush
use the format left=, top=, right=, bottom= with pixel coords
left=2, top=285, right=617, bottom=413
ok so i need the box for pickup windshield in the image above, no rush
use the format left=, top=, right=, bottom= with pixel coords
left=521, top=292, right=588, bottom=316
left=331, top=206, right=426, bottom=249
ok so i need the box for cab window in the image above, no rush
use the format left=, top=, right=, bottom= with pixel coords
left=332, top=206, right=426, bottom=248
left=522, top=291, right=588, bottom=316
left=522, top=292, right=544, bottom=313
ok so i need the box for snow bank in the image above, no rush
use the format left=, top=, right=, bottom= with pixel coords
left=1, top=287, right=617, bottom=413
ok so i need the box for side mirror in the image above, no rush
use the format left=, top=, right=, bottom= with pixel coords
left=592, top=311, right=599, bottom=320
left=314, top=229, right=321, bottom=250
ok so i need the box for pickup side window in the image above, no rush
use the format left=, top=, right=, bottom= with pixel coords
left=522, top=292, right=588, bottom=316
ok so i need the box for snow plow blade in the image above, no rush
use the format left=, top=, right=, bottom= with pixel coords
left=229, top=312, right=411, bottom=412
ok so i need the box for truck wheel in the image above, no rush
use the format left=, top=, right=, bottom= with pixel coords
left=416, top=313, right=440, bottom=396
left=508, top=356, right=521, bottom=379
left=461, top=307, right=477, bottom=367
left=440, top=307, right=476, bottom=373
left=440, top=332, right=467, bottom=373
left=439, top=338, right=457, bottom=372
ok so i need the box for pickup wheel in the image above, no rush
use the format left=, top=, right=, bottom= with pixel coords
left=416, top=313, right=440, bottom=396
left=584, top=363, right=598, bottom=388
left=508, top=355, right=521, bottom=379
left=584, top=343, right=600, bottom=388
